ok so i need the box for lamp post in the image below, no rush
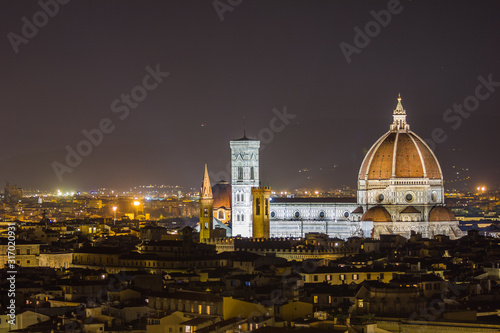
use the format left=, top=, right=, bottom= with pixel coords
left=112, top=206, right=117, bottom=225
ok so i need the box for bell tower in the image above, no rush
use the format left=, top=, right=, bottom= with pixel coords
left=199, top=163, right=214, bottom=241
left=252, top=187, right=271, bottom=238
left=230, top=132, right=260, bottom=238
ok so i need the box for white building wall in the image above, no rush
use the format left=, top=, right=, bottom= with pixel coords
left=269, top=201, right=370, bottom=239
left=230, top=139, right=260, bottom=237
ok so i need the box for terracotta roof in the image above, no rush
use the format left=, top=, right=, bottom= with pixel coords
left=212, top=181, right=231, bottom=209
left=359, top=131, right=442, bottom=181
left=352, top=206, right=364, bottom=214
left=400, top=206, right=420, bottom=214
left=361, top=206, right=392, bottom=222
left=429, top=206, right=456, bottom=221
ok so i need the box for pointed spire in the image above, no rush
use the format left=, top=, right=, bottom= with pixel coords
left=201, top=163, right=212, bottom=199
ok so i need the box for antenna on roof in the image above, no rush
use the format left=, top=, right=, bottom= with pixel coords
left=243, top=116, right=247, bottom=138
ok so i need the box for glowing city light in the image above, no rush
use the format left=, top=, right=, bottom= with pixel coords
left=133, top=201, right=141, bottom=206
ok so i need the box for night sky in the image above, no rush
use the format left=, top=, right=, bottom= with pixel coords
left=1, top=0, right=499, bottom=192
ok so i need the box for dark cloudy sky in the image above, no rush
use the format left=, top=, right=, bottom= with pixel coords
left=1, top=0, right=499, bottom=192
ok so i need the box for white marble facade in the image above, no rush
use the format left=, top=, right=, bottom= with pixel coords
left=230, top=138, right=260, bottom=237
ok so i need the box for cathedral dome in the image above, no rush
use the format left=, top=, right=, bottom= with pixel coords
left=358, top=96, right=442, bottom=181
left=361, top=206, right=392, bottom=222
left=212, top=181, right=231, bottom=209
left=429, top=206, right=456, bottom=222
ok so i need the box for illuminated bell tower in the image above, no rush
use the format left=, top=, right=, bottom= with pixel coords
left=199, top=164, right=214, bottom=241
left=231, top=132, right=260, bottom=237
left=252, top=187, right=271, bottom=238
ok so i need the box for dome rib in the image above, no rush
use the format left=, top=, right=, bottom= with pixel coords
left=408, top=132, right=428, bottom=178
left=359, top=131, right=391, bottom=180
left=367, top=132, right=397, bottom=180
left=412, top=133, right=443, bottom=179
left=391, top=131, right=399, bottom=177
left=395, top=133, right=424, bottom=178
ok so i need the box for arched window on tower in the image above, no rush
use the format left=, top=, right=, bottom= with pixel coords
left=250, top=167, right=255, bottom=180
left=218, top=210, right=224, bottom=220
left=238, top=167, right=243, bottom=180
left=265, top=199, right=269, bottom=216
left=256, top=198, right=261, bottom=215
left=204, top=208, right=208, bottom=218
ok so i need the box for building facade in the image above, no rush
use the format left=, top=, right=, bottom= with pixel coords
left=230, top=136, right=260, bottom=237
left=227, top=96, right=462, bottom=240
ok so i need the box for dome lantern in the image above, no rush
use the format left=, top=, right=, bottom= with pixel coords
left=390, top=94, right=410, bottom=132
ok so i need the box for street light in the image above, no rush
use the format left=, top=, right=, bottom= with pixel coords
left=112, top=206, right=117, bottom=225
left=133, top=201, right=141, bottom=219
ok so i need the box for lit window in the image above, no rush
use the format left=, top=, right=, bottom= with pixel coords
left=353, top=274, right=359, bottom=280
left=328, top=296, right=332, bottom=304
left=340, top=274, right=346, bottom=281
left=313, top=296, right=318, bottom=303
left=198, top=305, right=202, bottom=314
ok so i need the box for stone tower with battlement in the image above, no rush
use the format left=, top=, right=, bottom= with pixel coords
left=252, top=187, right=272, bottom=238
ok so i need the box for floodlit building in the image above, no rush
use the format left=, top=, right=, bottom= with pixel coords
left=226, top=96, right=463, bottom=240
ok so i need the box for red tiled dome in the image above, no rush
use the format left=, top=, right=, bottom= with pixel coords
left=361, top=206, right=392, bottom=222
left=429, top=206, right=456, bottom=221
left=212, top=181, right=231, bottom=209
left=359, top=131, right=442, bottom=181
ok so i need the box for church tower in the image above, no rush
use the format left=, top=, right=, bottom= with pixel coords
left=199, top=164, right=214, bottom=241
left=230, top=133, right=260, bottom=237
left=252, top=187, right=271, bottom=238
